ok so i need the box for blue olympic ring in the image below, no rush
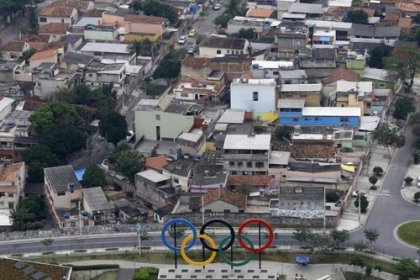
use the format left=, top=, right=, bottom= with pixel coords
left=160, top=218, right=197, bottom=252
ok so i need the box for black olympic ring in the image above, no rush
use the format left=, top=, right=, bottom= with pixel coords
left=199, top=219, right=235, bottom=252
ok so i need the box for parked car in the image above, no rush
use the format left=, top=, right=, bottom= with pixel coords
left=188, top=46, right=197, bottom=54
left=213, top=3, right=221, bottom=10
left=417, top=176, right=420, bottom=187
left=178, top=36, right=187, bottom=45
left=351, top=191, right=359, bottom=197
left=188, top=29, right=197, bottom=37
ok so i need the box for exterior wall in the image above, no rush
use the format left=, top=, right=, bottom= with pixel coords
left=83, top=198, right=113, bottom=225
left=84, top=30, right=116, bottom=41
left=125, top=33, right=160, bottom=42
left=181, top=65, right=210, bottom=81
left=134, top=110, right=194, bottom=141
left=126, top=22, right=164, bottom=37
left=280, top=92, right=320, bottom=106
left=100, top=13, right=126, bottom=27
left=231, top=83, right=276, bottom=112
left=38, top=9, right=78, bottom=27
left=98, top=72, right=126, bottom=85
left=199, top=41, right=249, bottom=58
left=224, top=152, right=269, bottom=175
left=135, top=177, right=172, bottom=208
left=34, top=79, right=69, bottom=99
left=203, top=200, right=239, bottom=213
left=45, top=182, right=82, bottom=209
left=162, top=170, right=189, bottom=192
left=226, top=23, right=265, bottom=34
left=363, top=78, right=394, bottom=90
left=168, top=211, right=338, bottom=228
left=29, top=54, right=58, bottom=68
left=299, top=58, right=336, bottom=69
left=0, top=102, right=13, bottom=121
left=279, top=115, right=360, bottom=127
left=276, top=36, right=307, bottom=51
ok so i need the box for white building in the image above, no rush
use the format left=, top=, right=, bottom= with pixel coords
left=198, top=35, right=249, bottom=58
left=251, top=60, right=295, bottom=79
left=230, top=78, right=277, bottom=113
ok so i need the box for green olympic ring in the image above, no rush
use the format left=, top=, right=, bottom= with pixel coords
left=218, top=234, right=255, bottom=267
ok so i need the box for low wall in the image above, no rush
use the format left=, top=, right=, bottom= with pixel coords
left=167, top=212, right=338, bottom=228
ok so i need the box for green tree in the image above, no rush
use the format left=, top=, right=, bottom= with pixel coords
left=372, top=166, right=384, bottom=177
left=236, top=182, right=252, bottom=194
left=369, top=175, right=378, bottom=186
left=293, top=228, right=313, bottom=243
left=23, top=144, right=60, bottom=183
left=330, top=229, right=349, bottom=248
left=344, top=10, right=368, bottom=24
left=353, top=240, right=368, bottom=252
left=368, top=43, right=391, bottom=69
left=374, top=123, right=406, bottom=150
left=414, top=192, right=420, bottom=203
left=153, top=51, right=181, bottom=83
left=385, top=47, right=420, bottom=93
left=108, top=144, right=145, bottom=182
left=308, top=233, right=332, bottom=252
left=130, top=0, right=142, bottom=11
left=9, top=195, right=45, bottom=231
left=405, top=176, right=414, bottom=185
left=21, top=48, right=36, bottom=63
left=393, top=96, right=416, bottom=120
left=414, top=14, right=420, bottom=24
left=350, top=256, right=365, bottom=272
left=364, top=228, right=380, bottom=250
left=237, top=28, right=255, bottom=40
left=28, top=6, right=38, bottom=34
left=394, top=258, right=418, bottom=280
left=214, top=13, right=231, bottom=28
left=19, top=196, right=46, bottom=221
left=141, top=0, right=178, bottom=24
left=127, top=39, right=155, bottom=64
left=99, top=111, right=128, bottom=146
left=326, top=191, right=340, bottom=202
left=82, top=165, right=106, bottom=188
left=224, top=0, right=241, bottom=17
left=274, top=126, right=292, bottom=141
left=41, top=238, right=54, bottom=252
left=10, top=205, right=35, bottom=231
left=354, top=195, right=369, bottom=213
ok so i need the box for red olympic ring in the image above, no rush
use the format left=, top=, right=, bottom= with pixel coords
left=238, top=218, right=274, bottom=253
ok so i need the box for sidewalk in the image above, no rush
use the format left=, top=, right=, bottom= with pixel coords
left=401, top=164, right=420, bottom=205
left=337, top=145, right=393, bottom=232
left=65, top=260, right=396, bottom=280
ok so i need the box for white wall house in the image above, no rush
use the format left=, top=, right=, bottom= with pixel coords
left=230, top=78, right=277, bottom=112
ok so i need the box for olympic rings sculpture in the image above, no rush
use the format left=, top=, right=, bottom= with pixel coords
left=161, top=218, right=274, bottom=267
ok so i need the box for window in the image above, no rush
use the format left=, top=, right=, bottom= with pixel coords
left=237, top=162, right=243, bottom=168
left=57, top=191, right=65, bottom=196
left=340, top=117, right=349, bottom=122
left=255, top=162, right=264, bottom=168
left=39, top=17, right=47, bottom=22
left=70, top=222, right=76, bottom=227
left=155, top=114, right=160, bottom=121
left=8, top=193, right=13, bottom=198
left=217, top=50, right=221, bottom=54
left=8, top=202, right=14, bottom=209
left=247, top=162, right=253, bottom=168
left=174, top=178, right=179, bottom=184
left=229, top=161, right=235, bottom=166
left=378, top=83, right=386, bottom=88
left=227, top=50, right=230, bottom=53
left=88, top=73, right=93, bottom=77
left=293, top=118, right=299, bottom=122
left=61, top=18, right=65, bottom=23
left=253, top=91, right=258, bottom=101
left=273, top=71, right=279, bottom=75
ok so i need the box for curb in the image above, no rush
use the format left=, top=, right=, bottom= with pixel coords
left=393, top=220, right=420, bottom=250
left=400, top=187, right=420, bottom=207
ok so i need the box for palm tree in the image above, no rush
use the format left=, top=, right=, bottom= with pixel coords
left=127, top=40, right=143, bottom=65
left=9, top=206, right=33, bottom=231
left=224, top=0, right=241, bottom=17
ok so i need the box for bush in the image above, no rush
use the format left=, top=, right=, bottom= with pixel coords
left=369, top=185, right=378, bottom=190
left=372, top=166, right=384, bottom=177
left=133, top=267, right=159, bottom=280
left=341, top=147, right=354, bottom=153
left=369, top=176, right=378, bottom=185
left=414, top=192, right=420, bottom=203
left=413, top=152, right=420, bottom=164
left=404, top=176, right=413, bottom=185
left=326, top=191, right=341, bottom=203
left=71, top=264, right=120, bottom=271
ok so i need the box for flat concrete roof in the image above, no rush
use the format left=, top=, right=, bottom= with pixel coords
left=137, top=169, right=170, bottom=183
left=223, top=134, right=271, bottom=150
left=269, top=151, right=291, bottom=165
left=277, top=98, right=305, bottom=109
left=0, top=209, right=12, bottom=227
left=217, top=109, right=245, bottom=124
left=302, top=107, right=361, bottom=117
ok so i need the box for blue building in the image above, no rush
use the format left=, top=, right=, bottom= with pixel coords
left=278, top=99, right=361, bottom=127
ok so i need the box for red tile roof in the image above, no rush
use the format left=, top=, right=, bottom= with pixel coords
left=247, top=8, right=274, bottom=18
left=29, top=49, right=56, bottom=61
left=145, top=156, right=168, bottom=171
left=182, top=56, right=211, bottom=68
left=322, top=68, right=361, bottom=84
left=202, top=188, right=247, bottom=208
left=228, top=175, right=271, bottom=187
left=399, top=17, right=413, bottom=28
left=124, top=14, right=165, bottom=25
left=385, top=12, right=400, bottom=22
left=39, top=6, right=75, bottom=17
left=39, top=23, right=69, bottom=35
left=2, top=41, right=26, bottom=52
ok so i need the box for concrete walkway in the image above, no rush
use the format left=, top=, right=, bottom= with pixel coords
left=66, top=260, right=396, bottom=280
left=401, top=164, right=420, bottom=205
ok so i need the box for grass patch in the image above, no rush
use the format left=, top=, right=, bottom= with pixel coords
left=397, top=221, right=420, bottom=246
left=344, top=271, right=383, bottom=280
left=133, top=267, right=159, bottom=280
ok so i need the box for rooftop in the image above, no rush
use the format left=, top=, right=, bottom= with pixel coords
left=322, top=67, right=360, bottom=84
left=305, top=20, right=352, bottom=31
left=29, top=49, right=56, bottom=61
left=39, top=23, right=69, bottom=34
left=203, top=189, right=247, bottom=208
left=336, top=80, right=373, bottom=93
left=302, top=107, right=361, bottom=117
left=80, top=42, right=130, bottom=54
left=201, top=35, right=246, bottom=50
left=1, top=41, right=27, bottom=52
left=39, top=5, right=75, bottom=17
left=277, top=98, right=305, bottom=108
left=363, top=68, right=390, bottom=81
left=223, top=134, right=271, bottom=150
left=145, top=156, right=168, bottom=172
left=137, top=169, right=170, bottom=183
left=44, top=165, right=82, bottom=193
left=217, top=109, right=245, bottom=124
left=0, top=162, right=24, bottom=182
left=288, top=3, right=324, bottom=14
left=269, top=151, right=291, bottom=165
left=251, top=60, right=294, bottom=70
left=231, top=78, right=276, bottom=86
left=0, top=209, right=11, bottom=226
left=360, top=116, right=380, bottom=132
left=62, top=52, right=94, bottom=66
left=228, top=175, right=271, bottom=187
left=124, top=14, right=165, bottom=24
left=247, top=8, right=274, bottom=18
left=0, top=258, right=71, bottom=280
left=281, top=83, right=322, bottom=92
left=164, top=158, right=195, bottom=177
left=82, top=187, right=114, bottom=212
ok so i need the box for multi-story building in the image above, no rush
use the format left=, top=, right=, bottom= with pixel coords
left=0, top=162, right=26, bottom=211
left=199, top=35, right=250, bottom=58
left=223, top=134, right=271, bottom=176
left=230, top=78, right=277, bottom=113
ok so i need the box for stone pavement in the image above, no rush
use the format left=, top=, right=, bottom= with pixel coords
left=66, top=260, right=396, bottom=280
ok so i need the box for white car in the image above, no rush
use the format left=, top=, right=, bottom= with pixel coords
left=213, top=3, right=221, bottom=10
left=178, top=36, right=187, bottom=45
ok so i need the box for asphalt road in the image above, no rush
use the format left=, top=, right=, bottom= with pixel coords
left=348, top=121, right=420, bottom=259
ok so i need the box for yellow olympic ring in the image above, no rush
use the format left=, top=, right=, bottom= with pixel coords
left=180, top=234, right=217, bottom=267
